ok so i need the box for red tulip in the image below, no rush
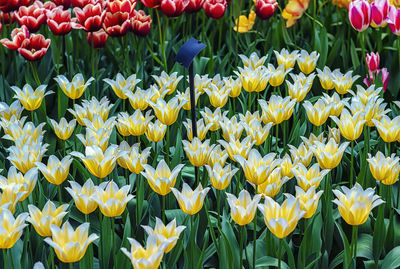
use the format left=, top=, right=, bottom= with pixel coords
left=130, top=10, right=151, bottom=36
left=18, top=33, right=51, bottom=61
left=102, top=11, right=130, bottom=36
left=107, top=0, right=137, bottom=17
left=52, top=0, right=72, bottom=9
left=370, top=0, right=388, bottom=27
left=255, top=0, right=278, bottom=20
left=0, top=11, right=16, bottom=25
left=0, top=25, right=29, bottom=50
left=160, top=0, right=189, bottom=17
left=348, top=0, right=371, bottom=32
left=15, top=2, right=46, bottom=32
left=380, top=68, right=389, bottom=92
left=0, top=0, right=31, bottom=13
left=140, top=0, right=161, bottom=8
left=388, top=5, right=400, bottom=35
left=87, top=28, right=108, bottom=48
left=74, top=3, right=105, bottom=32
left=366, top=52, right=379, bottom=72
left=0, top=22, right=2, bottom=33
left=185, top=0, right=204, bottom=13
left=203, top=0, right=227, bottom=19
left=43, top=1, right=58, bottom=13
left=47, top=7, right=74, bottom=35
left=72, top=0, right=93, bottom=8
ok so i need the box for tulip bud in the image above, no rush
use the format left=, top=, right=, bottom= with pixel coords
left=186, top=0, right=205, bottom=13
left=255, top=0, right=278, bottom=20
left=366, top=52, right=379, bottom=72
left=348, top=0, right=371, bottom=32
left=380, top=67, right=389, bottom=92
left=203, top=0, right=227, bottom=19
left=161, top=0, right=189, bottom=17
left=131, top=10, right=152, bottom=37
left=87, top=29, right=108, bottom=49
left=388, top=5, right=400, bottom=35
left=370, top=0, right=389, bottom=27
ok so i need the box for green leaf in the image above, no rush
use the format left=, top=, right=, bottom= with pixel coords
left=381, top=246, right=400, bottom=268
left=335, top=221, right=351, bottom=269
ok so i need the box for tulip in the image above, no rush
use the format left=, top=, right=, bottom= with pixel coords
left=15, top=4, right=46, bottom=32
left=47, top=7, right=74, bottom=35
left=312, top=138, right=349, bottom=169
left=130, top=10, right=152, bottom=37
left=70, top=145, right=120, bottom=179
left=203, top=0, right=227, bottom=19
left=171, top=183, right=210, bottom=215
left=330, top=109, right=366, bottom=141
left=370, top=0, right=388, bottom=27
left=279, top=154, right=296, bottom=179
left=0, top=210, right=28, bottom=249
left=243, top=119, right=273, bottom=145
left=380, top=68, right=389, bottom=92
left=300, top=133, right=326, bottom=149
left=152, top=71, right=183, bottom=95
left=333, top=183, right=384, bottom=226
left=102, top=11, right=131, bottom=37
left=367, top=152, right=400, bottom=185
left=106, top=0, right=136, bottom=15
left=316, top=67, right=335, bottom=90
left=117, top=110, right=153, bottom=136
left=54, top=74, right=94, bottom=100
left=12, top=84, right=52, bottom=111
left=177, top=88, right=201, bottom=110
left=35, top=155, right=72, bottom=185
left=321, top=92, right=346, bottom=117
left=258, top=195, right=305, bottom=238
left=239, top=111, right=262, bottom=125
left=274, top=49, right=299, bottom=69
left=8, top=142, right=48, bottom=174
left=148, top=97, right=187, bottom=125
left=219, top=116, right=243, bottom=141
left=388, top=6, right=400, bottom=35
left=218, top=135, right=255, bottom=162
left=235, top=66, right=270, bottom=92
left=126, top=87, right=159, bottom=111
left=87, top=29, right=108, bottom=48
left=207, top=145, right=229, bottom=168
left=332, top=70, right=360, bottom=95
left=286, top=79, right=312, bottom=102
left=141, top=161, right=184, bottom=196
left=235, top=149, right=280, bottom=185
left=200, top=107, right=228, bottom=131
left=206, top=163, right=238, bottom=190
left=282, top=0, right=309, bottom=27
left=0, top=100, right=23, bottom=121
left=268, top=64, right=292, bottom=87
left=118, top=142, right=151, bottom=174
left=3, top=121, right=45, bottom=143
left=223, top=76, right=242, bottom=98
left=76, top=128, right=113, bottom=152
left=372, top=115, right=400, bottom=142
left=44, top=221, right=99, bottom=263
left=145, top=119, right=167, bottom=142
left=17, top=33, right=51, bottom=61
left=121, top=235, right=172, bottom=268
left=0, top=184, right=27, bottom=213
left=239, top=52, right=268, bottom=69
left=226, top=190, right=262, bottom=226
left=53, top=0, right=72, bottom=9
left=186, top=0, right=205, bottom=13
left=68, top=96, right=113, bottom=125
left=74, top=3, right=105, bottom=32
left=292, top=163, right=330, bottom=191
left=328, top=127, right=341, bottom=143
left=366, top=52, right=379, bottom=72
left=233, top=10, right=256, bottom=33
left=303, top=99, right=333, bottom=126
left=92, top=181, right=134, bottom=217
left=349, top=84, right=381, bottom=106
left=0, top=166, right=38, bottom=201
left=140, top=0, right=161, bottom=8
left=65, top=179, right=98, bottom=214
left=71, top=0, right=97, bottom=8
left=255, top=168, right=289, bottom=198
left=259, top=95, right=296, bottom=125
left=27, top=201, right=69, bottom=237
left=0, top=25, right=29, bottom=50
left=297, top=50, right=319, bottom=74
left=288, top=142, right=312, bottom=167
left=255, top=0, right=278, bottom=19
left=348, top=0, right=371, bottom=31
left=295, top=186, right=323, bottom=218
left=142, top=218, right=186, bottom=253
left=49, top=118, right=77, bottom=140
left=0, top=0, right=29, bottom=13
left=183, top=118, right=212, bottom=141
left=161, top=0, right=190, bottom=17
left=183, top=138, right=214, bottom=167
left=204, top=84, right=231, bottom=108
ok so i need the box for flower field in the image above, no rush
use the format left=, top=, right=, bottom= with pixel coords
left=1, top=0, right=400, bottom=268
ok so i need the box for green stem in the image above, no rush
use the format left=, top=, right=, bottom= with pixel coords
left=275, top=124, right=279, bottom=153
left=278, top=238, right=282, bottom=269
left=111, top=217, right=116, bottom=259
left=165, top=126, right=170, bottom=166
left=2, top=249, right=7, bottom=269
left=351, top=225, right=358, bottom=261
left=360, top=31, right=366, bottom=69
left=239, top=225, right=244, bottom=269
left=190, top=214, right=195, bottom=269
left=50, top=247, right=55, bottom=269
left=30, top=61, right=41, bottom=86
left=31, top=110, right=34, bottom=123
left=216, top=189, right=221, bottom=228
left=155, top=9, right=167, bottom=72
left=253, top=216, right=257, bottom=269
left=350, top=140, right=354, bottom=187
left=57, top=184, right=62, bottom=202
left=91, top=33, right=95, bottom=97
left=70, top=262, right=73, bottom=269
left=162, top=195, right=166, bottom=223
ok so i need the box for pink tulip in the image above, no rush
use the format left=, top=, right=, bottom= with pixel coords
left=380, top=68, right=389, bottom=92
left=366, top=52, right=379, bottom=72
left=371, top=0, right=389, bottom=27
left=387, top=5, right=400, bottom=35
left=348, top=0, right=371, bottom=32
